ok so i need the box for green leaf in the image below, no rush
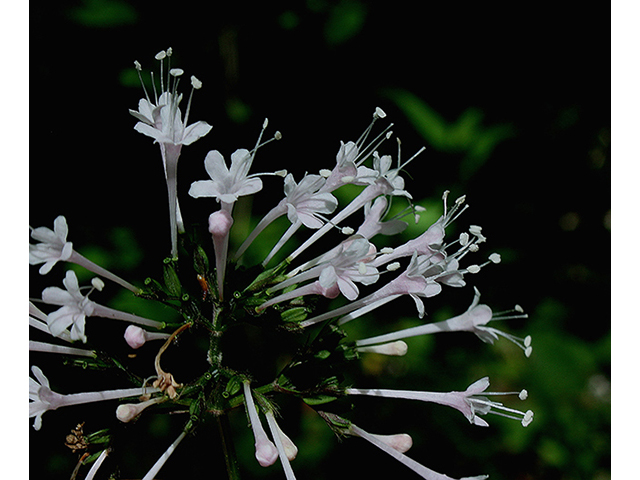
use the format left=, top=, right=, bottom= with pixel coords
left=302, top=394, right=338, bottom=406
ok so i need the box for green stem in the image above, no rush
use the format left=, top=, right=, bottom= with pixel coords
left=217, top=413, right=241, bottom=480
left=209, top=303, right=223, bottom=368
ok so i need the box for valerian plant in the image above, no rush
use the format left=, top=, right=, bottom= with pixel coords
left=29, top=49, right=533, bottom=480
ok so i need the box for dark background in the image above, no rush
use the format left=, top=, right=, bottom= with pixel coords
left=30, top=1, right=610, bottom=479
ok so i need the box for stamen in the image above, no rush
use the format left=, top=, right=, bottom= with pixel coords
left=155, top=50, right=166, bottom=93
left=91, top=277, right=105, bottom=291
left=191, top=75, right=202, bottom=89
left=133, top=61, right=151, bottom=103
left=374, top=106, right=387, bottom=119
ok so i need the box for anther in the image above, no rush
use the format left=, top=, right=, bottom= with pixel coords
left=91, top=278, right=105, bottom=291
left=274, top=131, right=283, bottom=140
left=191, top=75, right=202, bottom=89
left=170, top=68, right=184, bottom=77
left=374, top=107, right=387, bottom=119
left=519, top=389, right=528, bottom=401
left=489, top=253, right=501, bottom=264
left=469, top=225, right=483, bottom=236
left=386, top=262, right=401, bottom=272
left=134, top=60, right=142, bottom=71
left=155, top=50, right=166, bottom=60
left=341, top=227, right=355, bottom=235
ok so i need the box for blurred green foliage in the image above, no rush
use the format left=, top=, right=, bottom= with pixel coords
left=67, top=0, right=137, bottom=27
left=384, top=88, right=515, bottom=180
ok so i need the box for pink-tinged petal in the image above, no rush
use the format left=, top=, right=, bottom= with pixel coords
left=31, top=365, right=49, bottom=388
left=465, top=377, right=490, bottom=394
left=129, top=109, right=154, bottom=125
left=471, top=416, right=490, bottom=427
left=296, top=210, right=325, bottom=229
left=229, top=148, right=252, bottom=179
left=297, top=173, right=326, bottom=192
left=62, top=271, right=80, bottom=294
left=42, top=286, right=75, bottom=306
left=47, top=306, right=78, bottom=337
left=283, top=174, right=297, bottom=196
left=469, top=305, right=493, bottom=327
left=38, top=260, right=56, bottom=275
left=52, top=216, right=68, bottom=239
left=203, top=150, right=230, bottom=179
left=181, top=121, right=212, bottom=145
left=338, top=277, right=360, bottom=301
left=30, top=226, right=57, bottom=244
left=234, top=178, right=263, bottom=197
left=319, top=266, right=338, bottom=289
left=189, top=180, right=220, bottom=199
left=409, top=294, right=425, bottom=318
left=69, top=314, right=87, bottom=342
left=134, top=122, right=163, bottom=141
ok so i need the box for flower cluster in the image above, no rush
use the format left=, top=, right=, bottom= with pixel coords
left=29, top=50, right=533, bottom=480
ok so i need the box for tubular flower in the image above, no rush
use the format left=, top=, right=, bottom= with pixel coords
left=29, top=365, right=159, bottom=431
left=130, top=49, right=212, bottom=258
left=356, top=287, right=532, bottom=356
left=29, top=215, right=73, bottom=274
left=346, top=377, right=533, bottom=428
left=42, top=270, right=163, bottom=342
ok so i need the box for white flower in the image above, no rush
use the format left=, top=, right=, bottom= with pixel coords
left=42, top=271, right=162, bottom=343
left=282, top=174, right=338, bottom=229
left=346, top=377, right=533, bottom=428
left=235, top=173, right=337, bottom=262
left=356, top=196, right=408, bottom=239
left=29, top=365, right=160, bottom=430
left=132, top=91, right=212, bottom=147
left=260, top=238, right=379, bottom=309
left=130, top=54, right=211, bottom=149
left=130, top=52, right=212, bottom=258
left=436, top=288, right=532, bottom=356
left=29, top=216, right=73, bottom=274
left=42, top=270, right=95, bottom=342
left=29, top=365, right=63, bottom=430
left=189, top=149, right=263, bottom=205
